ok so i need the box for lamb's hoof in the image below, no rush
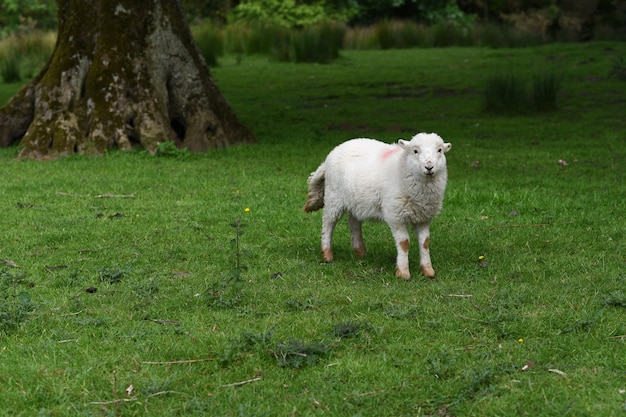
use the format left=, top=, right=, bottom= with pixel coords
left=395, top=267, right=411, bottom=281
left=322, top=248, right=334, bottom=263
left=353, top=247, right=366, bottom=258
left=420, top=264, right=435, bottom=278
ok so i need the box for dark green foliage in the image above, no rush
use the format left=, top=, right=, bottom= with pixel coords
left=425, top=348, right=458, bottom=380
left=220, top=327, right=276, bottom=365
left=98, top=265, right=129, bottom=284
left=332, top=320, right=372, bottom=339
left=0, top=269, right=35, bottom=334
left=0, top=0, right=57, bottom=34
left=285, top=297, right=322, bottom=311
left=229, top=218, right=249, bottom=280
left=603, top=291, right=626, bottom=308
left=454, top=363, right=516, bottom=405
left=155, top=141, right=190, bottom=158
left=609, top=55, right=626, bottom=80
left=206, top=218, right=249, bottom=309
left=206, top=277, right=244, bottom=309
left=272, top=339, right=330, bottom=368
left=227, top=0, right=352, bottom=27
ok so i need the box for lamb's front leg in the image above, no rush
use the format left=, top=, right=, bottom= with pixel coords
left=388, top=222, right=411, bottom=280
left=414, top=222, right=435, bottom=278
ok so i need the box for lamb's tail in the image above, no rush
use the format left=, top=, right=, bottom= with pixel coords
left=303, top=162, right=326, bottom=213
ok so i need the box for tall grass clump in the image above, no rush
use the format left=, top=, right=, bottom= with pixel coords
left=531, top=72, right=560, bottom=111
left=222, top=22, right=289, bottom=58
left=345, top=20, right=432, bottom=49
left=0, top=50, right=22, bottom=83
left=375, top=19, right=429, bottom=49
left=431, top=22, right=472, bottom=47
left=483, top=72, right=560, bottom=113
left=191, top=21, right=224, bottom=67
left=0, top=30, right=55, bottom=83
left=288, top=21, right=346, bottom=63
left=472, top=22, right=539, bottom=48
left=483, top=73, right=528, bottom=113
left=343, top=25, right=379, bottom=50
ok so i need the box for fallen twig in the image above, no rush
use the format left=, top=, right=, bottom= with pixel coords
left=147, top=390, right=185, bottom=397
left=221, top=376, right=262, bottom=388
left=142, top=358, right=216, bottom=365
left=58, top=310, right=84, bottom=317
left=0, top=259, right=18, bottom=267
left=145, top=318, right=181, bottom=326
left=548, top=368, right=567, bottom=377
left=45, top=265, right=68, bottom=273
left=89, top=398, right=137, bottom=405
left=447, top=294, right=472, bottom=298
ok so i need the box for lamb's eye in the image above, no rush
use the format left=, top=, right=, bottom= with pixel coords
left=413, top=149, right=419, bottom=154
left=437, top=148, right=442, bottom=153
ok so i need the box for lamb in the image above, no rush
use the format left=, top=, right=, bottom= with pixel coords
left=303, top=133, right=451, bottom=280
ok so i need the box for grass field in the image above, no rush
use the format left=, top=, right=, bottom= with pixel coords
left=0, top=42, right=625, bottom=416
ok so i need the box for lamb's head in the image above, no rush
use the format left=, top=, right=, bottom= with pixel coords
left=399, top=133, right=452, bottom=177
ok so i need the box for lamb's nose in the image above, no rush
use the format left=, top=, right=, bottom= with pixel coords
left=425, top=165, right=434, bottom=173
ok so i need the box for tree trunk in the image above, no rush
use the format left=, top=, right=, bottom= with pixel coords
left=0, top=0, right=255, bottom=159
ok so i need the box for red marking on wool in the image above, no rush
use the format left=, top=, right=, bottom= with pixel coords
left=380, top=146, right=401, bottom=161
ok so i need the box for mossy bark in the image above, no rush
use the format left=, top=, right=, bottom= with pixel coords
left=0, top=0, right=254, bottom=159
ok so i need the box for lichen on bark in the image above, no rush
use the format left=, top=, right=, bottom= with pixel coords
left=0, top=0, right=254, bottom=159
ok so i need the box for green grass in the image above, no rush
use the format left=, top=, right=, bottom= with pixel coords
left=1, top=43, right=625, bottom=416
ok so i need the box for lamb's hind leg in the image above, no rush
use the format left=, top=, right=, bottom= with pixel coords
left=321, top=206, right=343, bottom=262
left=414, top=222, right=435, bottom=278
left=388, top=222, right=411, bottom=280
left=348, top=213, right=366, bottom=257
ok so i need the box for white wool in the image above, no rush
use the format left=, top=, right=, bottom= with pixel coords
left=304, top=132, right=452, bottom=280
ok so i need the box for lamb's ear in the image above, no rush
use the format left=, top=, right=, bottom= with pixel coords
left=443, top=142, right=452, bottom=153
left=398, top=139, right=409, bottom=151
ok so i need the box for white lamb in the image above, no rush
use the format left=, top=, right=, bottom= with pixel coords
left=304, top=133, right=451, bottom=280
